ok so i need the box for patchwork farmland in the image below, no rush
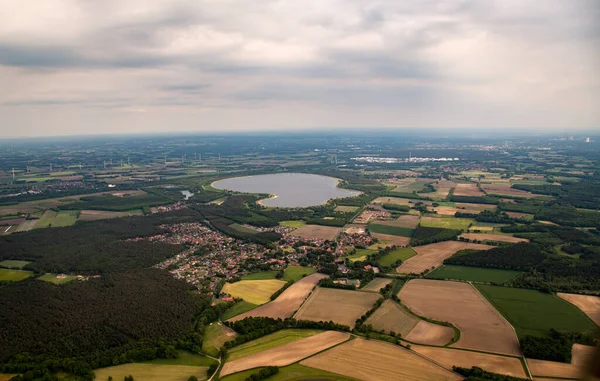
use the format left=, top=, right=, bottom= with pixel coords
left=397, top=241, right=493, bottom=274
left=228, top=273, right=327, bottom=321
left=294, top=287, right=380, bottom=327
left=399, top=279, right=521, bottom=355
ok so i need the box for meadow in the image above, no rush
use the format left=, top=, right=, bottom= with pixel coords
left=0, top=260, right=31, bottom=269
left=420, top=216, right=474, bottom=230
left=241, top=271, right=279, bottom=280
left=0, top=268, right=33, bottom=281
left=367, top=223, right=414, bottom=237
left=37, top=273, right=76, bottom=284
left=427, top=265, right=523, bottom=283
left=34, top=210, right=79, bottom=228
left=280, top=220, right=306, bottom=228
left=227, top=329, right=322, bottom=361
left=282, top=266, right=316, bottom=281
left=221, top=301, right=258, bottom=320
left=476, top=285, right=598, bottom=337
left=202, top=323, right=237, bottom=357
left=377, top=247, right=416, bottom=266
left=345, top=248, right=376, bottom=262
left=94, top=363, right=207, bottom=381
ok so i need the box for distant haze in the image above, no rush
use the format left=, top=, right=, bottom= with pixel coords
left=0, top=0, right=598, bottom=137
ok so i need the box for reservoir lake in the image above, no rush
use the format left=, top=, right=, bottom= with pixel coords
left=212, top=173, right=360, bottom=207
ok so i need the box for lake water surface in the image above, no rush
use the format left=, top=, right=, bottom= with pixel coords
left=212, top=173, right=360, bottom=207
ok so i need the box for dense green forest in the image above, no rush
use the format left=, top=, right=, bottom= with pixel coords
left=445, top=243, right=546, bottom=271
left=0, top=210, right=200, bottom=274
left=0, top=269, right=225, bottom=379
left=410, top=226, right=461, bottom=246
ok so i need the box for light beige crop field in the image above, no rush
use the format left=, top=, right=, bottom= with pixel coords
left=94, top=364, right=207, bottom=381
left=221, top=280, right=287, bottom=305
left=412, top=346, right=527, bottom=378
left=290, top=225, right=341, bottom=240
left=361, top=278, right=392, bottom=292
left=228, top=273, right=327, bottom=322
left=220, top=331, right=349, bottom=377
left=405, top=320, right=455, bottom=346
left=399, top=279, right=521, bottom=355
left=294, top=287, right=380, bottom=327
left=557, top=293, right=600, bottom=326
left=481, top=183, right=537, bottom=198
left=301, top=338, right=462, bottom=381
left=397, top=241, right=493, bottom=274
left=527, top=358, right=582, bottom=379
left=572, top=344, right=595, bottom=366
left=453, top=184, right=485, bottom=197
left=370, top=233, right=411, bottom=248
left=459, top=233, right=528, bottom=243
left=365, top=299, right=418, bottom=336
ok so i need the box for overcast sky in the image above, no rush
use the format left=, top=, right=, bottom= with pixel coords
left=0, top=0, right=599, bottom=137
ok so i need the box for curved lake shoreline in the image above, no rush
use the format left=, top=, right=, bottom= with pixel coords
left=212, top=173, right=360, bottom=208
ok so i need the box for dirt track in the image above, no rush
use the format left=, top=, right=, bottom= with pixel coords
left=399, top=279, right=521, bottom=355
left=220, top=331, right=349, bottom=376
left=228, top=273, right=327, bottom=322
left=397, top=241, right=492, bottom=274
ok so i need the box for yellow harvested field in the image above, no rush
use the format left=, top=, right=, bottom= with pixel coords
left=405, top=320, right=456, bottom=346
left=399, top=279, right=521, bottom=355
left=290, top=225, right=341, bottom=240
left=557, top=293, right=600, bottom=326
left=370, top=233, right=411, bottom=248
left=0, top=375, right=18, bottom=381
left=220, top=331, right=349, bottom=376
left=301, top=338, right=462, bottom=381
left=397, top=241, right=493, bottom=274
left=527, top=358, right=582, bottom=379
left=459, top=233, right=528, bottom=243
left=572, top=344, right=595, bottom=366
left=365, top=299, right=418, bottom=336
left=228, top=273, right=327, bottom=322
left=95, top=364, right=207, bottom=381
left=361, top=278, right=392, bottom=292
left=412, top=346, right=527, bottom=378
left=221, top=280, right=287, bottom=305
left=294, top=287, right=380, bottom=327
left=454, top=184, right=485, bottom=197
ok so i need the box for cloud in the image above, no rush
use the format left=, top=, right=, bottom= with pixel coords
left=0, top=0, right=598, bottom=137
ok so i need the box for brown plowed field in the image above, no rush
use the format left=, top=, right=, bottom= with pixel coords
left=454, top=184, right=484, bottom=197
left=557, top=293, right=600, bottom=326
left=399, top=279, right=521, bottom=355
left=365, top=299, right=418, bottom=336
left=370, top=233, right=411, bottom=247
left=572, top=344, right=595, bottom=366
left=459, top=233, right=528, bottom=243
left=375, top=215, right=420, bottom=228
left=228, top=273, right=328, bottom=322
left=412, top=346, right=527, bottom=378
left=397, top=242, right=493, bottom=274
left=405, top=321, right=455, bottom=346
left=361, top=278, right=392, bottom=292
left=220, top=331, right=349, bottom=376
left=301, top=338, right=462, bottom=381
left=527, top=358, right=582, bottom=379
left=290, top=225, right=341, bottom=240
left=294, top=287, right=380, bottom=327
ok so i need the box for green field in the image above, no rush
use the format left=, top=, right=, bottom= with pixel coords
left=221, top=364, right=356, bottom=381
left=334, top=206, right=359, bottom=213
left=221, top=364, right=358, bottom=381
left=221, top=301, right=258, bottom=321
left=144, top=351, right=216, bottom=367
left=241, top=271, right=278, bottom=280
left=377, top=247, right=416, bottom=266
left=227, top=329, right=322, bottom=361
left=0, top=268, right=34, bottom=281
left=0, top=260, right=31, bottom=269
left=34, top=210, right=79, bottom=229
left=367, top=223, right=414, bottom=237
left=476, top=285, right=598, bottom=337
left=346, top=248, right=376, bottom=262
left=37, top=273, right=77, bottom=284
left=283, top=266, right=317, bottom=282
left=420, top=216, right=474, bottom=230
left=94, top=363, right=207, bottom=381
left=427, top=265, right=522, bottom=283
left=280, top=220, right=306, bottom=228
left=203, top=323, right=236, bottom=357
